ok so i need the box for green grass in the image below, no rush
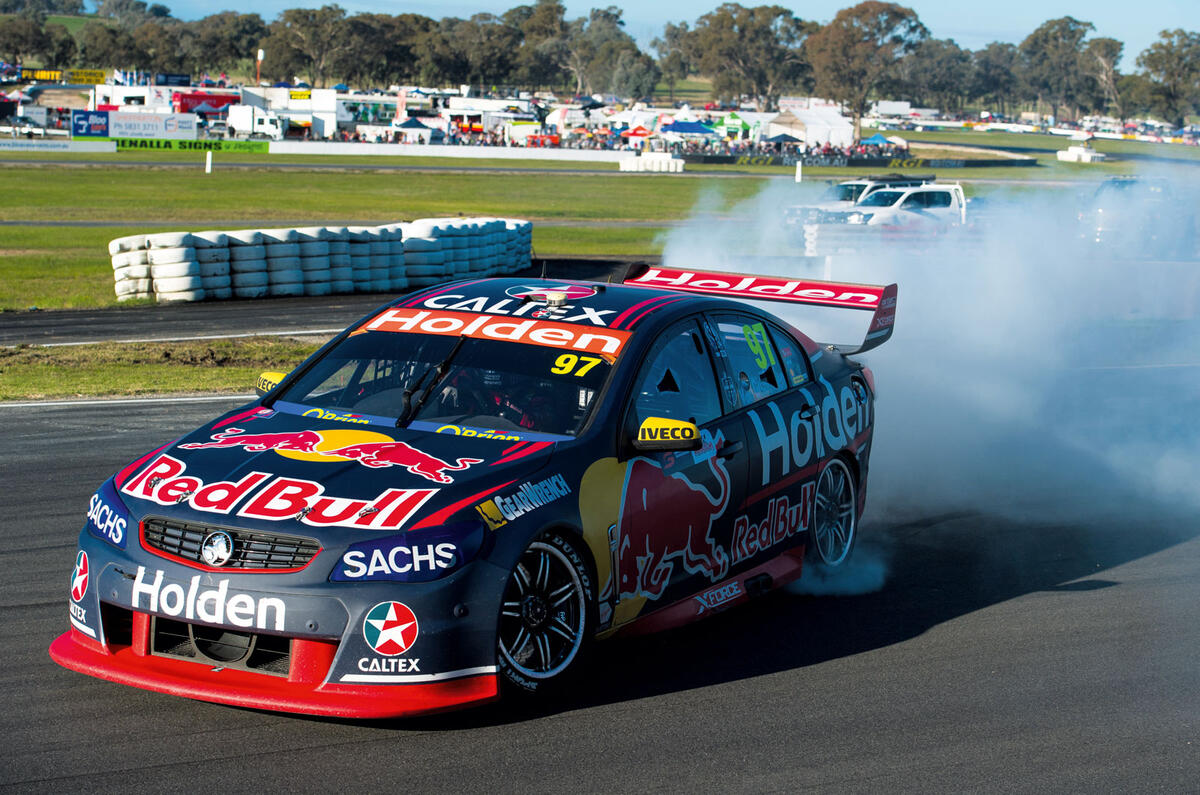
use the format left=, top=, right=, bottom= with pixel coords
left=0, top=226, right=149, bottom=310
left=899, top=129, right=1200, bottom=162
left=653, top=77, right=713, bottom=106
left=0, top=337, right=320, bottom=400
left=0, top=166, right=763, bottom=223
left=45, top=14, right=94, bottom=35
left=0, top=149, right=621, bottom=171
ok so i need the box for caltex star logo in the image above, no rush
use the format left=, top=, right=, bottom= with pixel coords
left=362, top=601, right=419, bottom=656
left=505, top=283, right=597, bottom=303
left=71, top=550, right=89, bottom=603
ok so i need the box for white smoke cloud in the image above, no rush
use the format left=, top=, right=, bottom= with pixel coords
left=660, top=174, right=1200, bottom=539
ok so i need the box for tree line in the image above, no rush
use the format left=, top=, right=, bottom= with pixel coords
left=2, top=0, right=1198, bottom=128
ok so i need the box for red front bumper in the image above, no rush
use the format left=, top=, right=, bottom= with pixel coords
left=49, top=627, right=498, bottom=719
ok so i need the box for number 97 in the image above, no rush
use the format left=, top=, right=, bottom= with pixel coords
left=551, top=354, right=602, bottom=376
left=743, top=322, right=776, bottom=370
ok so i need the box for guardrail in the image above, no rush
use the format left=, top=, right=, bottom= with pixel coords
left=109, top=217, right=533, bottom=303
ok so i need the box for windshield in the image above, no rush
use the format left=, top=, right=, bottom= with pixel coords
left=821, top=183, right=866, bottom=203
left=275, top=330, right=612, bottom=436
left=858, top=190, right=904, bottom=207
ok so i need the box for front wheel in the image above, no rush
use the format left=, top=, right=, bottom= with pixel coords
left=810, top=457, right=857, bottom=566
left=497, top=532, right=594, bottom=694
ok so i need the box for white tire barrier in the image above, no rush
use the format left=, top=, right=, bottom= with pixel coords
left=231, top=270, right=269, bottom=288
left=199, top=260, right=231, bottom=277
left=147, top=247, right=195, bottom=265
left=157, top=289, right=206, bottom=303
left=230, top=244, right=267, bottom=261
left=146, top=231, right=195, bottom=249
left=114, top=264, right=151, bottom=281
left=108, top=235, right=146, bottom=256
left=115, top=277, right=152, bottom=296
left=266, top=256, right=302, bottom=273
left=109, top=217, right=532, bottom=303
left=111, top=250, right=148, bottom=268
left=192, top=231, right=228, bottom=247
left=153, top=275, right=203, bottom=293
left=196, top=246, right=230, bottom=264
left=265, top=242, right=301, bottom=258
left=150, top=261, right=200, bottom=279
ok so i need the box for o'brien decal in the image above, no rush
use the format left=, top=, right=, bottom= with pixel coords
left=302, top=407, right=370, bottom=424
left=628, top=267, right=884, bottom=309
left=121, top=453, right=435, bottom=530
left=361, top=308, right=631, bottom=357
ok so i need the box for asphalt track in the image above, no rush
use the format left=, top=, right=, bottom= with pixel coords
left=0, top=258, right=644, bottom=347
left=2, top=397, right=1198, bottom=792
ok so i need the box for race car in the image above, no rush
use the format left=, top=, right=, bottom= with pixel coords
left=50, top=266, right=897, bottom=718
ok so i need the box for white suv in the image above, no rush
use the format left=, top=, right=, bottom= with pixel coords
left=842, top=183, right=967, bottom=226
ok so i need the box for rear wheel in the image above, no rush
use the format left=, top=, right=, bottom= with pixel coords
left=497, top=532, right=593, bottom=694
left=810, top=457, right=857, bottom=566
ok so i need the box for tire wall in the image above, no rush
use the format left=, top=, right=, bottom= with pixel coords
left=108, top=218, right=534, bottom=303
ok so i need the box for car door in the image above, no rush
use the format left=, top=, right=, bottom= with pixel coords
left=706, top=312, right=822, bottom=572
left=611, top=317, right=750, bottom=622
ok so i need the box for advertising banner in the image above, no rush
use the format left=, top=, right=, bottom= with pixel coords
left=20, top=68, right=61, bottom=81
left=71, top=110, right=110, bottom=137
left=66, top=69, right=107, bottom=85
left=172, top=92, right=239, bottom=114
left=155, top=73, right=191, bottom=87
left=108, top=112, right=198, bottom=140
left=680, top=153, right=1036, bottom=169
left=110, top=138, right=269, bottom=153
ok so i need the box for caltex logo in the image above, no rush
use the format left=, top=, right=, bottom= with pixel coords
left=362, top=601, right=419, bottom=656
left=505, top=283, right=597, bottom=302
left=71, top=551, right=89, bottom=603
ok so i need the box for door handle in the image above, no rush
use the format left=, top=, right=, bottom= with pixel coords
left=798, top=404, right=817, bottom=419
left=717, top=441, right=744, bottom=459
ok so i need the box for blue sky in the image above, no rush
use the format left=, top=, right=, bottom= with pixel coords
left=163, top=1, right=1198, bottom=71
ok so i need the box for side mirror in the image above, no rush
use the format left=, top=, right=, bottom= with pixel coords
left=255, top=371, right=287, bottom=397
left=631, top=417, right=701, bottom=452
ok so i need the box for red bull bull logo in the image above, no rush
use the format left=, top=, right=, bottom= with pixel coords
left=180, top=428, right=322, bottom=452
left=616, top=454, right=731, bottom=600
left=324, top=441, right=482, bottom=484
left=178, top=428, right=483, bottom=484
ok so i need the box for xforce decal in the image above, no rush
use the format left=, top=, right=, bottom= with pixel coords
left=122, top=454, right=435, bottom=530
left=179, top=428, right=482, bottom=484
left=362, top=308, right=630, bottom=357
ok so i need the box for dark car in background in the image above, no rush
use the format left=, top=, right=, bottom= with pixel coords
left=1079, top=176, right=1197, bottom=259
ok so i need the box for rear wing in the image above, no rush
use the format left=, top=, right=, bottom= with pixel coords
left=620, top=264, right=897, bottom=355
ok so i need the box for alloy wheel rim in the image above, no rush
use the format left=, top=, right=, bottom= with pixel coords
left=499, top=541, right=585, bottom=679
left=814, top=460, right=855, bottom=566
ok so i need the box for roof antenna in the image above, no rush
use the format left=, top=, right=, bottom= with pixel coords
left=539, top=259, right=547, bottom=279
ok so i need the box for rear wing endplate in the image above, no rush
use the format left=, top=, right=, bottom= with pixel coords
left=620, top=264, right=897, bottom=355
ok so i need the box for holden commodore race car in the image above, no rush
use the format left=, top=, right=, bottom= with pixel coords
left=50, top=266, right=897, bottom=718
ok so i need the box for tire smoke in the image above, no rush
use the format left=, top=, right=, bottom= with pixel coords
left=659, top=175, right=1200, bottom=593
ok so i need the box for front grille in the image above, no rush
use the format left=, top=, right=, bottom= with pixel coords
left=142, top=516, right=321, bottom=570
left=152, top=616, right=291, bottom=676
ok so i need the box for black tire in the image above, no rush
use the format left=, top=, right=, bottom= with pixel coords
left=497, top=531, right=594, bottom=695
left=809, top=457, right=857, bottom=567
